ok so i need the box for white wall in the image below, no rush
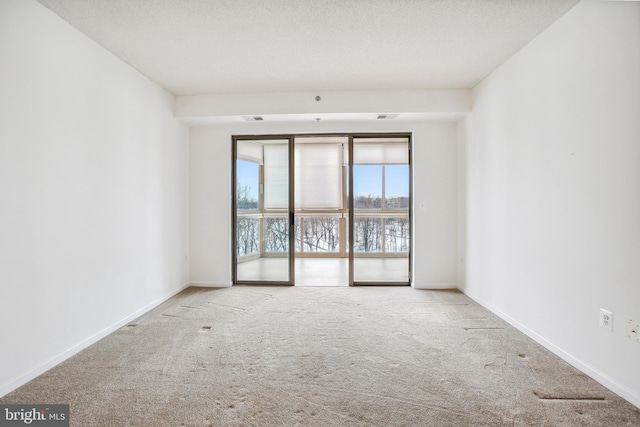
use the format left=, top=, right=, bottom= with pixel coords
left=0, top=0, right=189, bottom=396
left=189, top=120, right=458, bottom=288
left=461, top=0, right=640, bottom=406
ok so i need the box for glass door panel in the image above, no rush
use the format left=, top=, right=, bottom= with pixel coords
left=234, top=138, right=293, bottom=284
left=351, top=136, right=411, bottom=285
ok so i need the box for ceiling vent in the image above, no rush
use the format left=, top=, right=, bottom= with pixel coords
left=242, top=116, right=264, bottom=121
left=377, top=114, right=399, bottom=120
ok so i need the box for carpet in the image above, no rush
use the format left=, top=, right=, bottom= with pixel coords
left=2, top=286, right=639, bottom=426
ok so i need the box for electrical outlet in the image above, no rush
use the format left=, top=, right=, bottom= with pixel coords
left=626, top=320, right=640, bottom=343
left=599, top=309, right=613, bottom=331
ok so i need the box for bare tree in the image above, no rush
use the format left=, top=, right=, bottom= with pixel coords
left=264, top=217, right=288, bottom=252
left=385, top=217, right=409, bottom=252
left=301, top=217, right=339, bottom=252
left=355, top=194, right=382, bottom=210
left=239, top=192, right=409, bottom=256
left=236, top=218, right=259, bottom=256
left=237, top=184, right=258, bottom=210
left=354, top=217, right=382, bottom=252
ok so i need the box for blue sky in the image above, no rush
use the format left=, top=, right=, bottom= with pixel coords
left=237, top=160, right=259, bottom=200
left=354, top=165, right=408, bottom=198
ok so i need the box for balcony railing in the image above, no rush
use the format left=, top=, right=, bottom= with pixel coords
left=236, top=211, right=408, bottom=260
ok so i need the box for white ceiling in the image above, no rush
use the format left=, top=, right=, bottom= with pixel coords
left=37, top=0, right=580, bottom=96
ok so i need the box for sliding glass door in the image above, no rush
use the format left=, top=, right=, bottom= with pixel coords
left=233, top=137, right=294, bottom=284
left=233, top=133, right=411, bottom=286
left=350, top=136, right=411, bottom=285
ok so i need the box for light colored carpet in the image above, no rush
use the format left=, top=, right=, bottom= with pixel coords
left=2, top=286, right=639, bottom=426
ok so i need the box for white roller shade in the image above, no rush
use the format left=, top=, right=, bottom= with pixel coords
left=353, top=141, right=408, bottom=165
left=295, top=144, right=343, bottom=210
left=236, top=140, right=264, bottom=164
left=263, top=144, right=289, bottom=209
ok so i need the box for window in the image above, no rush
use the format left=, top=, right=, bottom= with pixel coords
left=353, top=139, right=409, bottom=255
left=236, top=140, right=265, bottom=258
left=295, top=144, right=343, bottom=210
left=236, top=160, right=259, bottom=210
left=263, top=144, right=289, bottom=210
left=384, top=165, right=409, bottom=210
left=353, top=166, right=382, bottom=209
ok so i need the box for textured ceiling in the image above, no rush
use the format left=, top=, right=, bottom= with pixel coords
left=37, top=0, right=580, bottom=96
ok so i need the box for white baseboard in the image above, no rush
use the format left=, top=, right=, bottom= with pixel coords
left=460, top=287, right=640, bottom=409
left=412, top=281, right=457, bottom=289
left=0, top=282, right=190, bottom=398
left=190, top=281, right=232, bottom=288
